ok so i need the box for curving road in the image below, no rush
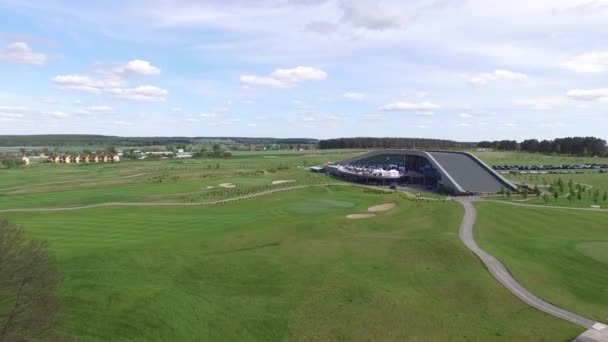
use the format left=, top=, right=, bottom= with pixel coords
left=456, top=198, right=599, bottom=329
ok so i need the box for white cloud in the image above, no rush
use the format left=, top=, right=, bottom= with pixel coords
left=247, top=123, right=257, bottom=127
left=52, top=74, right=105, bottom=93
left=467, top=69, right=528, bottom=86
left=200, top=112, right=218, bottom=118
left=113, top=120, right=134, bottom=126
left=116, top=60, right=161, bottom=76
left=88, top=105, right=113, bottom=112
left=341, top=92, right=365, bottom=100
left=566, top=88, right=608, bottom=102
left=0, top=111, right=24, bottom=120
left=379, top=101, right=440, bottom=115
left=340, top=1, right=410, bottom=30
left=53, top=59, right=165, bottom=101
left=514, top=97, right=566, bottom=110
left=48, top=111, right=69, bottom=118
left=109, top=86, right=168, bottom=101
left=561, top=52, right=608, bottom=73
left=171, top=107, right=183, bottom=112
left=240, top=66, right=327, bottom=88
left=0, top=42, right=48, bottom=65
left=456, top=122, right=471, bottom=127
left=361, top=114, right=387, bottom=121
left=459, top=113, right=473, bottom=118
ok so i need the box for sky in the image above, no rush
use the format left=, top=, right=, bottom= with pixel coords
left=0, top=0, right=607, bottom=141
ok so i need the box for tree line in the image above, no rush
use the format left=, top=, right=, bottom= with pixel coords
left=479, top=137, right=607, bottom=156
left=318, top=137, right=475, bottom=150
left=0, top=135, right=317, bottom=147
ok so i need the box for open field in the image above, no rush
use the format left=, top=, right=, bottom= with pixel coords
left=0, top=150, right=363, bottom=209
left=4, top=149, right=608, bottom=340
left=473, top=150, right=608, bottom=166
left=2, top=186, right=583, bottom=341
left=475, top=201, right=608, bottom=322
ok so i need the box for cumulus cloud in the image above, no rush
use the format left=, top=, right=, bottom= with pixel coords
left=514, top=97, right=566, bottom=110
left=467, top=69, right=528, bottom=86
left=0, top=42, right=48, bottom=65
left=341, top=91, right=365, bottom=100
left=108, top=86, right=168, bottom=101
left=379, top=101, right=440, bottom=115
left=561, top=52, right=608, bottom=73
left=113, top=120, right=134, bottom=126
left=340, top=1, right=410, bottom=30
left=247, top=123, right=257, bottom=127
left=48, top=111, right=69, bottom=118
left=52, top=74, right=106, bottom=93
left=53, top=60, right=167, bottom=101
left=52, top=59, right=165, bottom=101
left=459, top=113, right=473, bottom=118
left=116, top=60, right=161, bottom=76
left=88, top=105, right=113, bottom=112
left=566, top=88, right=608, bottom=102
left=240, top=66, right=327, bottom=88
left=200, top=112, right=218, bottom=118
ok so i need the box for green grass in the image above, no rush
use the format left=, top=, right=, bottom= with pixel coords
left=475, top=201, right=608, bottom=322
left=0, top=150, right=361, bottom=209
left=1, top=186, right=583, bottom=341
left=473, top=150, right=608, bottom=166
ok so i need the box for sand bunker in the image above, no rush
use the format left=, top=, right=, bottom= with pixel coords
left=368, top=203, right=396, bottom=212
left=272, top=180, right=296, bottom=185
left=205, top=183, right=236, bottom=189
left=346, top=213, right=376, bottom=219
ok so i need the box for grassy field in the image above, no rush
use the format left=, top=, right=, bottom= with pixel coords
left=0, top=150, right=363, bottom=209
left=2, top=186, right=582, bottom=341
left=473, top=150, right=608, bottom=166
left=5, top=149, right=608, bottom=340
left=475, top=201, right=608, bottom=323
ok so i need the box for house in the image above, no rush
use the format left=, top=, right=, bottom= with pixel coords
left=59, top=155, right=71, bottom=164
left=21, top=156, right=30, bottom=165
left=92, top=155, right=101, bottom=163
left=111, top=154, right=120, bottom=162
left=73, top=155, right=81, bottom=164
left=81, top=155, right=91, bottom=163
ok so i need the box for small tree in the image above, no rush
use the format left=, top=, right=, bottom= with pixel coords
left=604, top=191, right=608, bottom=202
left=0, top=220, right=62, bottom=341
left=533, top=184, right=541, bottom=196
left=553, top=191, right=559, bottom=201
left=506, top=188, right=512, bottom=200
left=521, top=188, right=528, bottom=199
left=543, top=193, right=550, bottom=204
left=498, top=187, right=505, bottom=195
left=577, top=190, right=582, bottom=200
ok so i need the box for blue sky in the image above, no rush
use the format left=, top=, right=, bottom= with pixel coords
left=0, top=0, right=607, bottom=141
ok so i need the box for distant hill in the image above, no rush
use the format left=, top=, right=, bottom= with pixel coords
left=0, top=135, right=318, bottom=147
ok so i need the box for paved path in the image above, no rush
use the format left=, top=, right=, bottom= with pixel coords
left=456, top=198, right=599, bottom=329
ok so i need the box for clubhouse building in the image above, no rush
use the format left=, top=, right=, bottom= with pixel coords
left=324, top=150, right=517, bottom=195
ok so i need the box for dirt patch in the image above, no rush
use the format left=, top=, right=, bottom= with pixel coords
left=368, top=203, right=396, bottom=212
left=346, top=213, right=376, bottom=219
left=272, top=180, right=296, bottom=185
